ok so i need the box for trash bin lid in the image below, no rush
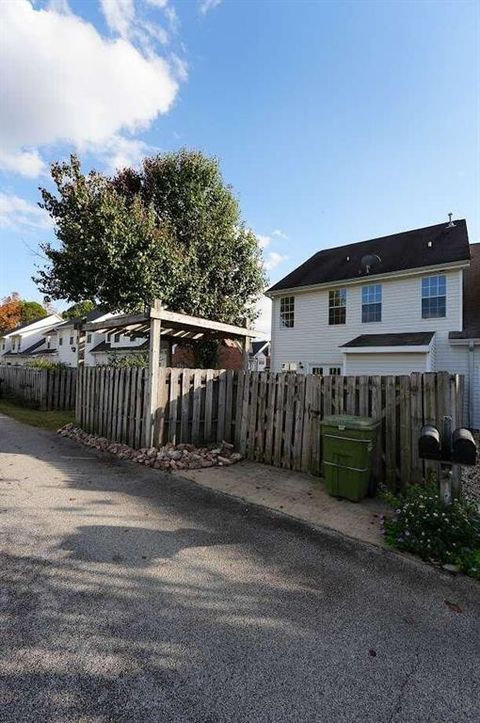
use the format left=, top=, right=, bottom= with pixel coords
left=321, top=414, right=379, bottom=430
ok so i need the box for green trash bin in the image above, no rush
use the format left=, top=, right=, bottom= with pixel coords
left=321, top=415, right=379, bottom=502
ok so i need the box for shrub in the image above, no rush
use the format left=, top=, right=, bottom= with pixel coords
left=26, top=359, right=69, bottom=371
left=382, top=484, right=480, bottom=579
left=106, top=353, right=149, bottom=368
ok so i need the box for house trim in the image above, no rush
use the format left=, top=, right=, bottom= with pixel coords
left=341, top=345, right=432, bottom=354
left=266, top=259, right=469, bottom=298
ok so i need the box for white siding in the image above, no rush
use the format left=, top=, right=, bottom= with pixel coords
left=475, top=358, right=480, bottom=429
left=344, top=352, right=428, bottom=376
left=270, top=269, right=463, bottom=373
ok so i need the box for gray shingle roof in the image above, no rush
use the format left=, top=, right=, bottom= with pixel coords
left=268, top=220, right=470, bottom=293
left=341, top=332, right=435, bottom=348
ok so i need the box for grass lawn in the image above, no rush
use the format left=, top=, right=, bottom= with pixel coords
left=0, top=398, right=74, bottom=431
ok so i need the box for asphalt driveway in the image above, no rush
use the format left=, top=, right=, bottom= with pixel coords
left=0, top=412, right=479, bottom=722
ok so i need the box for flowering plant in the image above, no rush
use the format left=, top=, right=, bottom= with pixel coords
left=382, top=483, right=480, bottom=579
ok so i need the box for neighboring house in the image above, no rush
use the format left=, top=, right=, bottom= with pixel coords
left=89, top=334, right=152, bottom=366
left=249, top=340, right=271, bottom=371
left=46, top=309, right=114, bottom=366
left=0, top=314, right=63, bottom=365
left=266, top=219, right=480, bottom=428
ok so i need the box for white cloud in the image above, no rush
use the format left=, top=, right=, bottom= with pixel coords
left=199, top=0, right=222, bottom=15
left=90, top=135, right=156, bottom=173
left=256, top=234, right=272, bottom=249
left=264, top=251, right=288, bottom=271
left=0, top=192, right=51, bottom=230
left=0, top=1, right=179, bottom=176
left=272, top=228, right=288, bottom=240
left=100, top=0, right=135, bottom=38
left=0, top=148, right=46, bottom=178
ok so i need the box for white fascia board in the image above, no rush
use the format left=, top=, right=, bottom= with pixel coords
left=342, top=345, right=431, bottom=354
left=449, top=337, right=480, bottom=346
left=266, top=260, right=470, bottom=298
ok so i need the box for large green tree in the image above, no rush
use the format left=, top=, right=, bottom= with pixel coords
left=35, top=151, right=266, bottom=325
left=62, top=300, right=96, bottom=320
left=20, top=300, right=47, bottom=325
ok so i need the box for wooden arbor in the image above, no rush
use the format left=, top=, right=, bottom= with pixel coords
left=83, top=300, right=254, bottom=445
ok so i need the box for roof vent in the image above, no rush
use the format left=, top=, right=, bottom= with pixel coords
left=346, top=255, right=350, bottom=261
left=360, top=253, right=381, bottom=275
left=447, top=212, right=456, bottom=228
left=427, top=240, right=433, bottom=248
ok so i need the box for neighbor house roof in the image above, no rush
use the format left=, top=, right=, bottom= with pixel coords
left=49, top=307, right=109, bottom=332
left=341, top=331, right=435, bottom=348
left=251, top=341, right=270, bottom=356
left=90, top=340, right=149, bottom=354
left=449, top=242, right=480, bottom=340
left=1, top=313, right=63, bottom=338
left=267, top=220, right=470, bottom=294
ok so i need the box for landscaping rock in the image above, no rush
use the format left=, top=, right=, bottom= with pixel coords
left=57, top=424, right=244, bottom=474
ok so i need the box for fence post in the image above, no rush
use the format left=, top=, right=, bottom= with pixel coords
left=144, top=299, right=162, bottom=447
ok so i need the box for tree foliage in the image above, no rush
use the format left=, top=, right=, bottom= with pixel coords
left=20, top=301, right=47, bottom=325
left=62, top=300, right=96, bottom=320
left=35, top=151, right=266, bottom=325
left=0, top=293, right=21, bottom=335
left=0, top=293, right=47, bottom=335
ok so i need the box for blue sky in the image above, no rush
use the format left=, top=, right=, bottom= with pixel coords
left=1, top=0, right=478, bottom=335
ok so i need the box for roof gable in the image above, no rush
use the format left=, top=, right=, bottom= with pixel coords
left=268, top=220, right=470, bottom=294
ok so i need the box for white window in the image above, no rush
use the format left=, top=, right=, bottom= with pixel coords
left=114, top=332, right=121, bottom=343
left=280, top=296, right=295, bottom=328
left=69, top=336, right=74, bottom=345
left=59, top=336, right=63, bottom=346
left=281, top=361, right=297, bottom=371
left=87, top=334, right=92, bottom=343
left=329, top=288, right=346, bottom=325
left=311, top=366, right=323, bottom=376
left=422, top=275, right=446, bottom=318
left=329, top=367, right=342, bottom=376
left=362, top=284, right=382, bottom=323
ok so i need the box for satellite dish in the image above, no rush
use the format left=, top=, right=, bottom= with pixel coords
left=360, top=253, right=381, bottom=275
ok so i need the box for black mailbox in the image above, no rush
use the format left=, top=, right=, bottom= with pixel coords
left=419, top=425, right=442, bottom=460
left=451, top=428, right=477, bottom=466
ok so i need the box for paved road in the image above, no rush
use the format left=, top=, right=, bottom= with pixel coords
left=0, top=413, right=479, bottom=723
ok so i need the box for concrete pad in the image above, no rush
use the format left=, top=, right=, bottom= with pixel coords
left=174, top=461, right=388, bottom=546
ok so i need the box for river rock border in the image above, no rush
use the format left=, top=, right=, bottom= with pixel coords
left=58, top=423, right=243, bottom=471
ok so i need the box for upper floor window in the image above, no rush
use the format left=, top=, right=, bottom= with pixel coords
left=422, top=275, right=446, bottom=318
left=329, top=288, right=346, bottom=325
left=87, top=334, right=92, bottom=343
left=59, top=336, right=63, bottom=346
left=362, top=284, right=382, bottom=323
left=114, top=332, right=121, bottom=343
left=69, top=336, right=74, bottom=345
left=280, top=296, right=295, bottom=328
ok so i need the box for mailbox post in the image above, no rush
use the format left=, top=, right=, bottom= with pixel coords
left=418, top=416, right=477, bottom=504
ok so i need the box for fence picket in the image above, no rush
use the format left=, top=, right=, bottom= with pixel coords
left=1, top=365, right=465, bottom=493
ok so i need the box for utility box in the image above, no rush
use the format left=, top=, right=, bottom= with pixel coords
left=321, top=415, right=379, bottom=502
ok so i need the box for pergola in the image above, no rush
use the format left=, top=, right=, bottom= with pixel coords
left=83, top=300, right=255, bottom=444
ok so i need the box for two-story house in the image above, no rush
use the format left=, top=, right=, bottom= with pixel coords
left=0, top=314, right=63, bottom=364
left=266, top=219, right=479, bottom=428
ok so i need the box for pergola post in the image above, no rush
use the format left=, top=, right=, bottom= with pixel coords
left=145, top=299, right=162, bottom=447
left=241, top=334, right=251, bottom=370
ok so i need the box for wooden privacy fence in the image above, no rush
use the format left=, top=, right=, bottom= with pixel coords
left=0, top=366, right=77, bottom=410
left=75, top=367, right=464, bottom=490
left=76, top=366, right=148, bottom=449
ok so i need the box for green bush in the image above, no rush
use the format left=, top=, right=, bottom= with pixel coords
left=106, top=353, right=149, bottom=368
left=382, top=484, right=480, bottom=579
left=26, top=359, right=69, bottom=371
